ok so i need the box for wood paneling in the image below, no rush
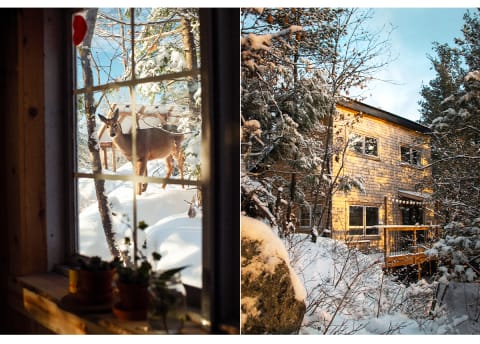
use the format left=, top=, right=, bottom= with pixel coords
left=6, top=9, right=48, bottom=276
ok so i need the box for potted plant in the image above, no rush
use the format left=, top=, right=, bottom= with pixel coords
left=111, top=221, right=161, bottom=321
left=73, top=256, right=115, bottom=306
left=111, top=256, right=155, bottom=320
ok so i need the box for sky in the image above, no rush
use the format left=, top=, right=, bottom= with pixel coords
left=354, top=8, right=472, bottom=122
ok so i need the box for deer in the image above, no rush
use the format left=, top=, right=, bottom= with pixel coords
left=98, top=107, right=185, bottom=195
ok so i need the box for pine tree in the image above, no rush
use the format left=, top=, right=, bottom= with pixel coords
left=420, top=9, right=480, bottom=282
left=418, top=42, right=465, bottom=126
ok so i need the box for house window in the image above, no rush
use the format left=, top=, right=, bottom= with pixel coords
left=349, top=134, right=378, bottom=157
left=298, top=204, right=322, bottom=228
left=401, top=146, right=421, bottom=166
left=348, top=206, right=379, bottom=236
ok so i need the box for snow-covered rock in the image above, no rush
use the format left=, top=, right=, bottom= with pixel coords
left=241, top=216, right=306, bottom=334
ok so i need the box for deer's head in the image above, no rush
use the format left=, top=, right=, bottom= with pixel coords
left=98, top=108, right=121, bottom=138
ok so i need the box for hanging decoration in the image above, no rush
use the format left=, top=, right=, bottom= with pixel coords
left=73, top=14, right=87, bottom=46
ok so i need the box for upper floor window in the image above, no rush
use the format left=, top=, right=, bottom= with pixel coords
left=401, top=146, right=421, bottom=166
left=348, top=205, right=379, bottom=236
left=349, top=134, right=378, bottom=157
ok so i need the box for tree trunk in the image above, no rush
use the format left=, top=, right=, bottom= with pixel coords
left=79, top=9, right=120, bottom=258
left=181, top=15, right=198, bottom=111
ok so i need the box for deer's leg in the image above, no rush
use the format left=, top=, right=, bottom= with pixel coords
left=142, top=165, right=148, bottom=193
left=163, top=154, right=174, bottom=189
left=175, top=149, right=185, bottom=189
left=136, top=159, right=147, bottom=195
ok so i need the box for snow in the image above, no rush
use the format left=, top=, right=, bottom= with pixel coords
left=78, top=160, right=202, bottom=288
left=242, top=218, right=480, bottom=335
left=241, top=216, right=307, bottom=302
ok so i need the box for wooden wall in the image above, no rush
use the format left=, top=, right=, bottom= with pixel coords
left=331, top=105, right=434, bottom=245
left=1, top=8, right=52, bottom=333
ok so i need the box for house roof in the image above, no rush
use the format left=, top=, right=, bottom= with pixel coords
left=398, top=190, right=432, bottom=201
left=338, top=99, right=431, bottom=134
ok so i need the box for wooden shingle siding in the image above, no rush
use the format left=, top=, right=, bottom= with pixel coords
left=332, top=104, right=434, bottom=250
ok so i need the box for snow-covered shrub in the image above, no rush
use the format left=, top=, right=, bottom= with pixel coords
left=427, top=219, right=480, bottom=282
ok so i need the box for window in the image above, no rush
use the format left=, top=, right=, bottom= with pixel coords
left=73, top=8, right=203, bottom=286
left=70, top=8, right=241, bottom=331
left=349, top=134, right=378, bottom=157
left=298, top=204, right=322, bottom=228
left=401, top=146, right=421, bottom=166
left=348, top=206, right=379, bottom=236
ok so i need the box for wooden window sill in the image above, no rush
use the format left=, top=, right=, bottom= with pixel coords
left=9, top=272, right=209, bottom=334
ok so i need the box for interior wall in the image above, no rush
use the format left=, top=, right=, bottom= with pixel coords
left=0, top=8, right=18, bottom=334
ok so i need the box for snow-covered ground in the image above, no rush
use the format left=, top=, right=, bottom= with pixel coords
left=78, top=160, right=202, bottom=288
left=288, top=233, right=480, bottom=335
left=241, top=216, right=480, bottom=335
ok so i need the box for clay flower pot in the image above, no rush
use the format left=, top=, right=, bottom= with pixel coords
left=113, top=281, right=150, bottom=321
left=75, top=268, right=115, bottom=305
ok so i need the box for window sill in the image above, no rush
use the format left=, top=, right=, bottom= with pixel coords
left=348, top=151, right=380, bottom=162
left=10, top=272, right=209, bottom=334
left=399, top=162, right=423, bottom=170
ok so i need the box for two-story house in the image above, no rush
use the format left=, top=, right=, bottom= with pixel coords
left=329, top=100, right=436, bottom=255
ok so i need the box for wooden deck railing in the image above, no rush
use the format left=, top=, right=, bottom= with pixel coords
left=379, top=225, right=441, bottom=269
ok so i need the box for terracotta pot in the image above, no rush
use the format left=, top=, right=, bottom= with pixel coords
left=75, top=268, right=114, bottom=305
left=116, top=281, right=150, bottom=310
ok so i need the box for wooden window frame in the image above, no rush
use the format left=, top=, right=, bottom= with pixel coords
left=4, top=8, right=239, bottom=334
left=349, top=133, right=379, bottom=157
left=400, top=146, right=422, bottom=166
left=348, top=205, right=379, bottom=237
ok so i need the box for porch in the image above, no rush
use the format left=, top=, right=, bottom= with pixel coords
left=380, top=225, right=441, bottom=274
left=333, top=225, right=441, bottom=278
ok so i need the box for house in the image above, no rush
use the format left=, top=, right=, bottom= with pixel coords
left=329, top=100, right=437, bottom=259
left=275, top=99, right=438, bottom=271
left=0, top=8, right=240, bottom=334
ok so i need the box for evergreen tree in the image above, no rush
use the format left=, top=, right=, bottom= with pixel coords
left=418, top=42, right=465, bottom=126
left=420, top=9, right=480, bottom=282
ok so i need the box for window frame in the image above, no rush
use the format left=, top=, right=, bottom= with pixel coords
left=298, top=204, right=322, bottom=229
left=349, top=133, right=379, bottom=157
left=64, top=8, right=239, bottom=333
left=400, top=145, right=421, bottom=166
left=348, top=205, right=379, bottom=237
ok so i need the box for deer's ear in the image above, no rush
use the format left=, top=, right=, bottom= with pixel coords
left=98, top=114, right=107, bottom=123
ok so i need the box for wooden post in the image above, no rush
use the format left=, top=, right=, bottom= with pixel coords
left=112, top=145, right=116, bottom=172
left=384, top=196, right=388, bottom=268
left=384, top=226, right=387, bottom=267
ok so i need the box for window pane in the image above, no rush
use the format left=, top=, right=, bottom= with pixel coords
left=299, top=205, right=311, bottom=227
left=77, top=178, right=131, bottom=259
left=401, top=146, right=410, bottom=163
left=365, top=226, right=379, bottom=235
left=75, top=9, right=132, bottom=89
left=364, top=137, right=378, bottom=156
left=365, top=207, right=378, bottom=226
left=74, top=8, right=202, bottom=289
left=349, top=134, right=364, bottom=154
left=411, top=149, right=420, bottom=165
left=349, top=206, right=363, bottom=226
left=348, top=227, right=363, bottom=236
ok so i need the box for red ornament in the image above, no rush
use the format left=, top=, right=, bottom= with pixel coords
left=72, top=15, right=87, bottom=46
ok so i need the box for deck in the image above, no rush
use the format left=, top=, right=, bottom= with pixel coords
left=333, top=225, right=441, bottom=278
left=380, top=225, right=441, bottom=278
